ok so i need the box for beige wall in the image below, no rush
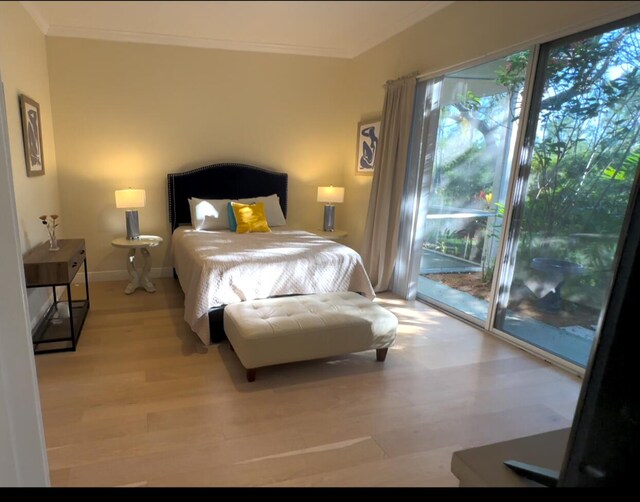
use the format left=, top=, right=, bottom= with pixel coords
left=0, top=3, right=60, bottom=249
left=46, top=38, right=352, bottom=277
left=342, top=0, right=640, bottom=253
left=0, top=2, right=61, bottom=321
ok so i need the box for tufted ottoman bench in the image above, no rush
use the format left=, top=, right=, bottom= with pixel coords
left=223, top=292, right=398, bottom=382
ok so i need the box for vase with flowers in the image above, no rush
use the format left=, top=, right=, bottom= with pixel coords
left=39, top=214, right=60, bottom=251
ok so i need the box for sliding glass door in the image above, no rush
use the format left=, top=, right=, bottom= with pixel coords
left=417, top=50, right=531, bottom=322
left=494, top=19, right=640, bottom=367
left=411, top=14, right=640, bottom=369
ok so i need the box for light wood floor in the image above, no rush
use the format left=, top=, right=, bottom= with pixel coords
left=35, top=278, right=582, bottom=487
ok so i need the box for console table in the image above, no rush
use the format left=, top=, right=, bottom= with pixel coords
left=23, top=238, right=90, bottom=354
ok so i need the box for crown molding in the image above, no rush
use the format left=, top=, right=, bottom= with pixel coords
left=44, top=25, right=351, bottom=59
left=20, top=1, right=49, bottom=34
left=349, top=1, right=454, bottom=58
left=19, top=0, right=453, bottom=59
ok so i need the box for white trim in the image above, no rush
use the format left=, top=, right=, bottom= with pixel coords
left=44, top=25, right=351, bottom=59
left=416, top=3, right=640, bottom=82
left=19, top=1, right=49, bottom=35
left=75, top=266, right=173, bottom=283
left=0, top=78, right=49, bottom=485
left=18, top=1, right=640, bottom=62
left=30, top=293, right=53, bottom=331
left=21, top=1, right=454, bottom=60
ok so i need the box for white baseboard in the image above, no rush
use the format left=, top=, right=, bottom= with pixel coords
left=73, top=267, right=174, bottom=283
left=30, top=294, right=52, bottom=331
left=29, top=286, right=66, bottom=330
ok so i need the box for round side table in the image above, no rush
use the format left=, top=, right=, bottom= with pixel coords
left=111, top=235, right=163, bottom=294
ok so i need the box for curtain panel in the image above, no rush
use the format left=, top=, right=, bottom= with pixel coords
left=361, top=76, right=417, bottom=292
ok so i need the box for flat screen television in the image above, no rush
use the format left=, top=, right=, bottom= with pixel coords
left=558, top=163, right=640, bottom=486
left=507, top=164, right=640, bottom=486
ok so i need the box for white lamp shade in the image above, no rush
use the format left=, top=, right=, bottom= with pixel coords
left=317, top=186, right=344, bottom=204
left=115, top=189, right=146, bottom=209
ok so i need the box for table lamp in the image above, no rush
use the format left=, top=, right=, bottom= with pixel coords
left=115, top=188, right=146, bottom=239
left=317, top=186, right=344, bottom=232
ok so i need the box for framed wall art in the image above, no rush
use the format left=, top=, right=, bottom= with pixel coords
left=355, top=119, right=380, bottom=176
left=19, top=94, right=45, bottom=177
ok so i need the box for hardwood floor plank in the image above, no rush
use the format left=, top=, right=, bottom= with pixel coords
left=47, top=422, right=224, bottom=471
left=49, top=468, right=71, bottom=487
left=44, top=413, right=148, bottom=448
left=266, top=446, right=462, bottom=487
left=146, top=437, right=386, bottom=487
left=35, top=279, right=582, bottom=487
left=372, top=404, right=571, bottom=458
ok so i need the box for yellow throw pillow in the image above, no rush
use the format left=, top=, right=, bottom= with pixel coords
left=231, top=202, right=271, bottom=233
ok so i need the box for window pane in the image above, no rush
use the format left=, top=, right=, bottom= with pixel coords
left=417, top=51, right=530, bottom=322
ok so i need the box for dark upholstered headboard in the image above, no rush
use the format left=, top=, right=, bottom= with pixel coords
left=167, top=163, right=288, bottom=232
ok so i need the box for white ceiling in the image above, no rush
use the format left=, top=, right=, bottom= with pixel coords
left=21, top=1, right=453, bottom=58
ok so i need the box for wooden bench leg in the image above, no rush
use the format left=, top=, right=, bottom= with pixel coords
left=246, top=368, right=256, bottom=382
left=376, top=348, right=388, bottom=362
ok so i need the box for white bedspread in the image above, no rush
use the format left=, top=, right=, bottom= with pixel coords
left=171, top=227, right=375, bottom=344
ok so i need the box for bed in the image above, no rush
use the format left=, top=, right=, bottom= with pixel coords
left=167, top=162, right=375, bottom=344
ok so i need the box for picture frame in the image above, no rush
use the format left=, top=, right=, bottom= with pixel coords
left=19, top=94, right=45, bottom=177
left=355, top=119, right=381, bottom=176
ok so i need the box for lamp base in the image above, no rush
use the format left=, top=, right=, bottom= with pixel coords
left=125, top=210, right=140, bottom=240
left=323, top=205, right=336, bottom=232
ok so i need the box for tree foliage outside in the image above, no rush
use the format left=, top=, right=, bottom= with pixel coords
left=512, top=23, right=640, bottom=309
left=424, top=51, right=528, bottom=279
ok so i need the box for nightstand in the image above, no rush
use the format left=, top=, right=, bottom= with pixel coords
left=310, top=229, right=348, bottom=241
left=23, top=238, right=90, bottom=354
left=111, top=235, right=163, bottom=294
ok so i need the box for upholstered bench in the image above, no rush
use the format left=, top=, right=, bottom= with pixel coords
left=223, top=292, right=398, bottom=382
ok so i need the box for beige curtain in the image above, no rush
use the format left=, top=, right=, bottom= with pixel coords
left=361, top=75, right=417, bottom=292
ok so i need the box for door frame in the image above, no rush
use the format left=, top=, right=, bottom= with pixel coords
left=0, top=74, right=50, bottom=485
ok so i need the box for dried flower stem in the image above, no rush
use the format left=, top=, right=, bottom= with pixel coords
left=39, top=214, right=59, bottom=246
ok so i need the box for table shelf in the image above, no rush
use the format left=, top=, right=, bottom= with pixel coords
left=31, top=299, right=90, bottom=353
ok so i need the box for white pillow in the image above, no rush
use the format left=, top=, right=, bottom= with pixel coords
left=188, top=197, right=232, bottom=230
left=238, top=194, right=286, bottom=227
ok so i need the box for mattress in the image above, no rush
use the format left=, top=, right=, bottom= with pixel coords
left=171, top=226, right=375, bottom=344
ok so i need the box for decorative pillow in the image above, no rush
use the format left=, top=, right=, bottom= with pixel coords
left=189, top=197, right=231, bottom=230
left=227, top=202, right=238, bottom=232
left=238, top=194, right=286, bottom=227
left=230, top=202, right=271, bottom=233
